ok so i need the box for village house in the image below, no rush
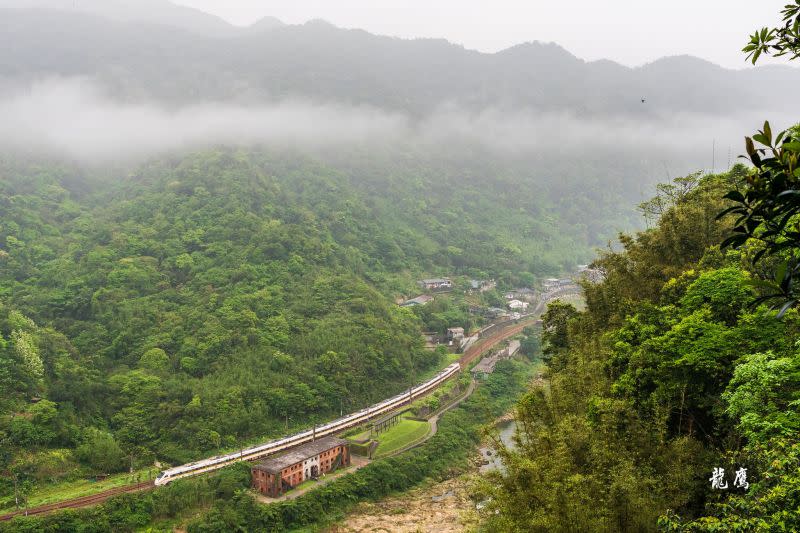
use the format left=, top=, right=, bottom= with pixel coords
left=251, top=436, right=350, bottom=497
left=447, top=327, right=465, bottom=341
left=508, top=299, right=529, bottom=311
left=470, top=279, right=497, bottom=293
left=577, top=265, right=605, bottom=284
left=508, top=287, right=537, bottom=301
left=542, top=278, right=575, bottom=291
left=504, top=339, right=521, bottom=358
left=417, top=278, right=453, bottom=291
left=400, top=294, right=434, bottom=307
left=486, top=307, right=510, bottom=319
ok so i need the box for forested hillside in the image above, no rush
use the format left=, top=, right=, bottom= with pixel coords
left=0, top=143, right=587, bottom=495
left=482, top=163, right=800, bottom=531
left=2, top=2, right=798, bottom=529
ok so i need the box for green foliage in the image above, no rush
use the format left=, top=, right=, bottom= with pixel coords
left=678, top=267, right=753, bottom=324
left=0, top=462, right=253, bottom=533
left=540, top=300, right=578, bottom=362
left=0, top=362, right=532, bottom=532
left=660, top=439, right=800, bottom=532
left=0, top=145, right=591, bottom=509
left=483, top=169, right=800, bottom=531
left=721, top=5, right=800, bottom=314
left=138, top=348, right=170, bottom=372
left=742, top=2, right=800, bottom=63
left=412, top=295, right=475, bottom=334
left=719, top=122, right=800, bottom=315
left=722, top=350, right=800, bottom=443
left=519, top=326, right=541, bottom=359
left=74, top=429, right=127, bottom=474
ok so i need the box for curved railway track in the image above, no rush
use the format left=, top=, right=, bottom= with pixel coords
left=1, top=292, right=566, bottom=521
left=459, top=317, right=539, bottom=368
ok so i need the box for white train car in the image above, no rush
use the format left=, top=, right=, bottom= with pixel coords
left=155, top=362, right=461, bottom=485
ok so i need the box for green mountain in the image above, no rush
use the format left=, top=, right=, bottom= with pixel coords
left=0, top=7, right=797, bottom=114
left=0, top=145, right=586, bottom=475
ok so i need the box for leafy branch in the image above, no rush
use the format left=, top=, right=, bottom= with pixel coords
left=743, top=1, right=800, bottom=64
left=718, top=122, right=800, bottom=315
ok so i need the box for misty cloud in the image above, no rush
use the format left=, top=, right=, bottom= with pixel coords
left=0, top=78, right=790, bottom=169
left=0, top=79, right=409, bottom=162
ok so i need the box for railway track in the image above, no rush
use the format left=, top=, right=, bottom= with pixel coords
left=0, top=482, right=154, bottom=521
left=459, top=317, right=539, bottom=368
left=1, top=292, right=563, bottom=521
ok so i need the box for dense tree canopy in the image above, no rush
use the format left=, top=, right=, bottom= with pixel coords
left=0, top=143, right=595, bottom=505
left=482, top=170, right=800, bottom=531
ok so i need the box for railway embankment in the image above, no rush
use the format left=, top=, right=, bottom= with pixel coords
left=0, top=315, right=543, bottom=523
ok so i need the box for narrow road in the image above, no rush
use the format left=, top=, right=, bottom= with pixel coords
left=419, top=378, right=477, bottom=444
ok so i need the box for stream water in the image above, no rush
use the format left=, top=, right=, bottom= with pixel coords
left=478, top=419, right=517, bottom=474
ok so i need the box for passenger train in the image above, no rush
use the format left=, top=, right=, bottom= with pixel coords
left=154, top=362, right=462, bottom=485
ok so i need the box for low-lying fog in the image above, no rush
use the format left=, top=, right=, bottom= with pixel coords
left=0, top=78, right=793, bottom=174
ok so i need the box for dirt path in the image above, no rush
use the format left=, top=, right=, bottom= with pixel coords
left=426, top=379, right=476, bottom=439
left=380, top=377, right=477, bottom=459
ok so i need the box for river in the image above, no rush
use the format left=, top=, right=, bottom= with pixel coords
left=478, top=419, right=517, bottom=474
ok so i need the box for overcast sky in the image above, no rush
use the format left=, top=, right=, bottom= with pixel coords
left=173, top=0, right=788, bottom=69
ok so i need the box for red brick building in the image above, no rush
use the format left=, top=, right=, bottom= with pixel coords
left=251, top=436, right=350, bottom=497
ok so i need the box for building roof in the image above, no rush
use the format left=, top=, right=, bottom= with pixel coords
left=402, top=294, right=434, bottom=306
left=447, top=327, right=464, bottom=333
left=472, top=356, right=498, bottom=374
left=420, top=278, right=451, bottom=284
left=253, top=436, right=348, bottom=474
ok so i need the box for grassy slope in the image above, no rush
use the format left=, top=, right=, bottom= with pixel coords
left=373, top=418, right=431, bottom=457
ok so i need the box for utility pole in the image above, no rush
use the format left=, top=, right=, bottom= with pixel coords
left=712, top=138, right=716, bottom=173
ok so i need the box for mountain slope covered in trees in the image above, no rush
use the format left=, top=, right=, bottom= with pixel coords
left=0, top=143, right=591, bottom=496
left=482, top=165, right=800, bottom=531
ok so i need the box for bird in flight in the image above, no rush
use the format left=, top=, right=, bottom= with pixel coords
left=641, top=98, right=646, bottom=103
